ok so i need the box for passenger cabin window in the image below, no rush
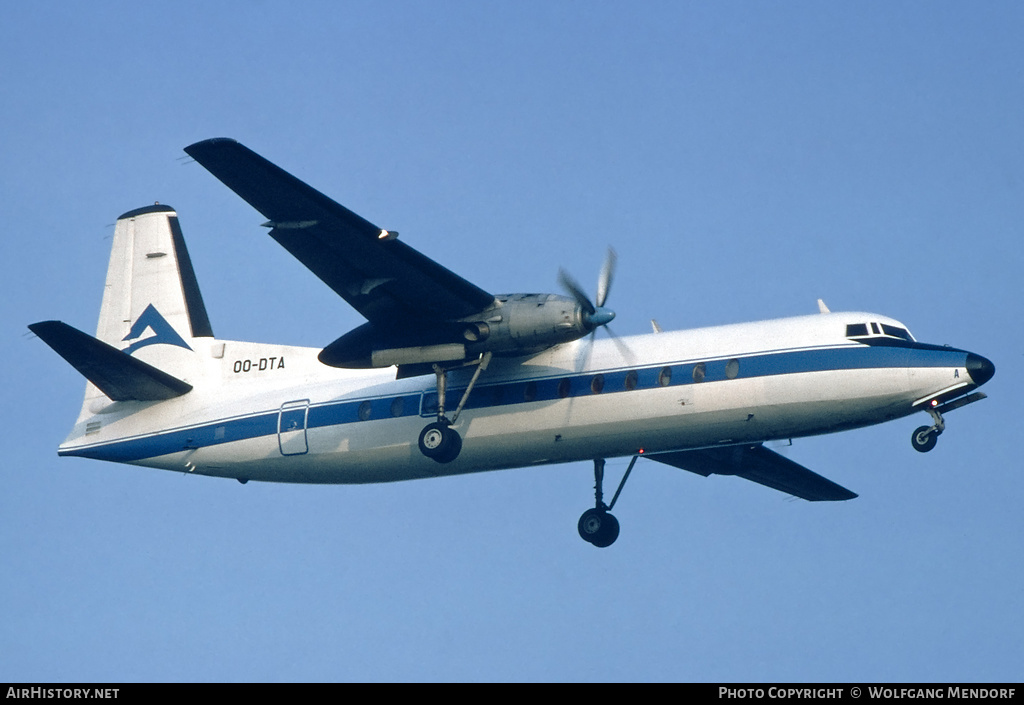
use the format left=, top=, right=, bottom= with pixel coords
left=558, top=378, right=571, bottom=398
left=524, top=381, right=537, bottom=402
left=624, top=370, right=638, bottom=391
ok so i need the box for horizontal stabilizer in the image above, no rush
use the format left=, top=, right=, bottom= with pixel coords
left=649, top=444, right=857, bottom=501
left=28, top=321, right=192, bottom=402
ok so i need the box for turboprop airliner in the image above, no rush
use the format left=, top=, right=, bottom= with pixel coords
left=30, top=138, right=996, bottom=547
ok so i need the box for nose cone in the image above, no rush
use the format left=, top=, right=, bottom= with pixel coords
left=586, top=307, right=616, bottom=328
left=966, top=353, right=995, bottom=386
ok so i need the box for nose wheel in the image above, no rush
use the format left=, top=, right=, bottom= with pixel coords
left=911, top=425, right=939, bottom=453
left=911, top=407, right=945, bottom=453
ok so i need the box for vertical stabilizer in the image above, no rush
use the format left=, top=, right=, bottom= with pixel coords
left=94, top=205, right=214, bottom=389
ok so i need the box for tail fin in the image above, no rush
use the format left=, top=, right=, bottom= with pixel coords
left=96, top=204, right=213, bottom=349
left=33, top=204, right=214, bottom=411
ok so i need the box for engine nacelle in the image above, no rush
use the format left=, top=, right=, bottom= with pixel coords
left=318, top=293, right=594, bottom=370
left=459, top=293, right=587, bottom=357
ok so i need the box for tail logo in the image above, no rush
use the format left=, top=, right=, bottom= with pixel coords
left=122, top=304, right=193, bottom=355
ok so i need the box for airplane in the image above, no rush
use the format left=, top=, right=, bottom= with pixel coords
left=29, top=138, right=996, bottom=547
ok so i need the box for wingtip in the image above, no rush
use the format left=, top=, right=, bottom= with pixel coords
left=28, top=320, right=62, bottom=336
left=184, top=137, right=239, bottom=155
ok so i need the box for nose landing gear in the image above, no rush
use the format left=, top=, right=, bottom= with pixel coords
left=911, top=424, right=939, bottom=453
left=911, top=406, right=945, bottom=453
left=910, top=389, right=990, bottom=454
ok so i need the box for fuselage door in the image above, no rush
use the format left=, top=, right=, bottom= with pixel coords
left=278, top=399, right=310, bottom=456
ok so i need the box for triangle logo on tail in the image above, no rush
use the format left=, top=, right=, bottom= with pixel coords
left=122, top=304, right=193, bottom=355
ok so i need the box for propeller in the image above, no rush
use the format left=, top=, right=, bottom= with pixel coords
left=558, top=248, right=634, bottom=367
left=558, top=248, right=617, bottom=332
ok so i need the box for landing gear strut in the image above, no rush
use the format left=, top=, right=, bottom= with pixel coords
left=417, top=352, right=491, bottom=464
left=577, top=456, right=638, bottom=547
left=911, top=407, right=945, bottom=453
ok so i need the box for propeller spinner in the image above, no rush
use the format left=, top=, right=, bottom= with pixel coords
left=558, top=248, right=618, bottom=332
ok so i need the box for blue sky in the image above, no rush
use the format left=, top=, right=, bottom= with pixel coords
left=2, top=1, right=1022, bottom=682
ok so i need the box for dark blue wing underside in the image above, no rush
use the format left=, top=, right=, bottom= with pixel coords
left=648, top=445, right=858, bottom=501
left=184, top=138, right=494, bottom=326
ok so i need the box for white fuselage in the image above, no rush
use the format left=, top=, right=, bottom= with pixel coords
left=58, top=311, right=977, bottom=485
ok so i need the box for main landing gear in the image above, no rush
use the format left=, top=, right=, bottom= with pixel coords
left=578, top=456, right=639, bottom=548
left=417, top=352, right=492, bottom=464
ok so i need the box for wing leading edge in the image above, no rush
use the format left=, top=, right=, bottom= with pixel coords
left=648, top=445, right=857, bottom=501
left=183, top=138, right=495, bottom=328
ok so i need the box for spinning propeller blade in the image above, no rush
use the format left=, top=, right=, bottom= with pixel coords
left=596, top=248, right=616, bottom=308
left=558, top=269, right=596, bottom=316
left=558, top=247, right=618, bottom=331
left=559, top=248, right=633, bottom=368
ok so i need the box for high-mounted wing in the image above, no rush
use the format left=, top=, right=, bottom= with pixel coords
left=184, top=138, right=495, bottom=329
left=648, top=444, right=857, bottom=501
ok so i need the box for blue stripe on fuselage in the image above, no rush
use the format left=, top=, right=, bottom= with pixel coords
left=60, top=344, right=969, bottom=463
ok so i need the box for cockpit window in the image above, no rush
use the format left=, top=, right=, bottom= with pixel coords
left=847, top=321, right=916, bottom=343
left=881, top=323, right=914, bottom=341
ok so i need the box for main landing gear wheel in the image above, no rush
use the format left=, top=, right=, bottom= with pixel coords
left=911, top=425, right=939, bottom=453
left=417, top=354, right=491, bottom=464
left=578, top=507, right=620, bottom=548
left=418, top=420, right=462, bottom=463
left=576, top=456, right=638, bottom=548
